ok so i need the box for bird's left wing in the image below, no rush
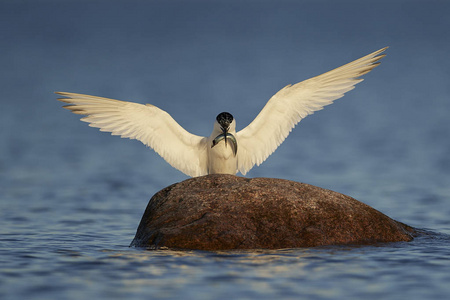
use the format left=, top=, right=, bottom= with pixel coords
left=56, top=92, right=208, bottom=177
left=236, top=47, right=387, bottom=175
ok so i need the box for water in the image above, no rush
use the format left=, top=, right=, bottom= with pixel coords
left=1, top=1, right=450, bottom=299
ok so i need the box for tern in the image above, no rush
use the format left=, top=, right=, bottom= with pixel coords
left=57, top=47, right=387, bottom=177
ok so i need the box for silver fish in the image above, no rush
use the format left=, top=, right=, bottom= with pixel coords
left=212, top=133, right=237, bottom=156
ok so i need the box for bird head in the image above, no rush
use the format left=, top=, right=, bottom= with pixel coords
left=216, top=112, right=235, bottom=133
left=211, top=112, right=237, bottom=155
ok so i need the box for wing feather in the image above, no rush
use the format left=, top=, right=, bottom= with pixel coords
left=56, top=92, right=208, bottom=177
left=236, top=47, right=387, bottom=175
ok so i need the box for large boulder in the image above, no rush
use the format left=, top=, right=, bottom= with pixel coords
left=131, top=174, right=415, bottom=250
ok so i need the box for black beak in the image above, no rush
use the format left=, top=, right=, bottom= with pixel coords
left=221, top=127, right=228, bottom=146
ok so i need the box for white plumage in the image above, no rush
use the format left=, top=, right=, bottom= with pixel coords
left=57, top=47, right=387, bottom=177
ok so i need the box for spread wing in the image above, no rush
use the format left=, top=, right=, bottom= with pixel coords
left=56, top=92, right=208, bottom=177
left=236, top=47, right=387, bottom=175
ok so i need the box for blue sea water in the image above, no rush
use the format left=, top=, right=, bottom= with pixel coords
left=1, top=1, right=450, bottom=299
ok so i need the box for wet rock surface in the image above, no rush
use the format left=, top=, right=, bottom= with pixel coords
left=131, top=175, right=416, bottom=250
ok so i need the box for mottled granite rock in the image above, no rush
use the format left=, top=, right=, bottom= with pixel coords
left=131, top=175, right=415, bottom=250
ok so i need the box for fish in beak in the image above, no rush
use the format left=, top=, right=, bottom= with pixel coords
left=212, top=130, right=237, bottom=156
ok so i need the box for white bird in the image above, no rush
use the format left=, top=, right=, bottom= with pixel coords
left=57, top=47, right=387, bottom=177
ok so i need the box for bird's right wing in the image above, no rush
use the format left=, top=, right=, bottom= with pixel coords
left=57, top=92, right=208, bottom=177
left=236, top=47, right=387, bottom=175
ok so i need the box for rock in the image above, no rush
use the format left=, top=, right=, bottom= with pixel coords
left=131, top=174, right=416, bottom=250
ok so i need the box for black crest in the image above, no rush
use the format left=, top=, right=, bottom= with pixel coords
left=216, top=112, right=234, bottom=130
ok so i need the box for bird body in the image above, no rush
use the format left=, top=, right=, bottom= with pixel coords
left=57, top=47, right=387, bottom=177
left=207, top=112, right=237, bottom=174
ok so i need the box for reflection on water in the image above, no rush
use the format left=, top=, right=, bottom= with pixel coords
left=11, top=235, right=445, bottom=300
